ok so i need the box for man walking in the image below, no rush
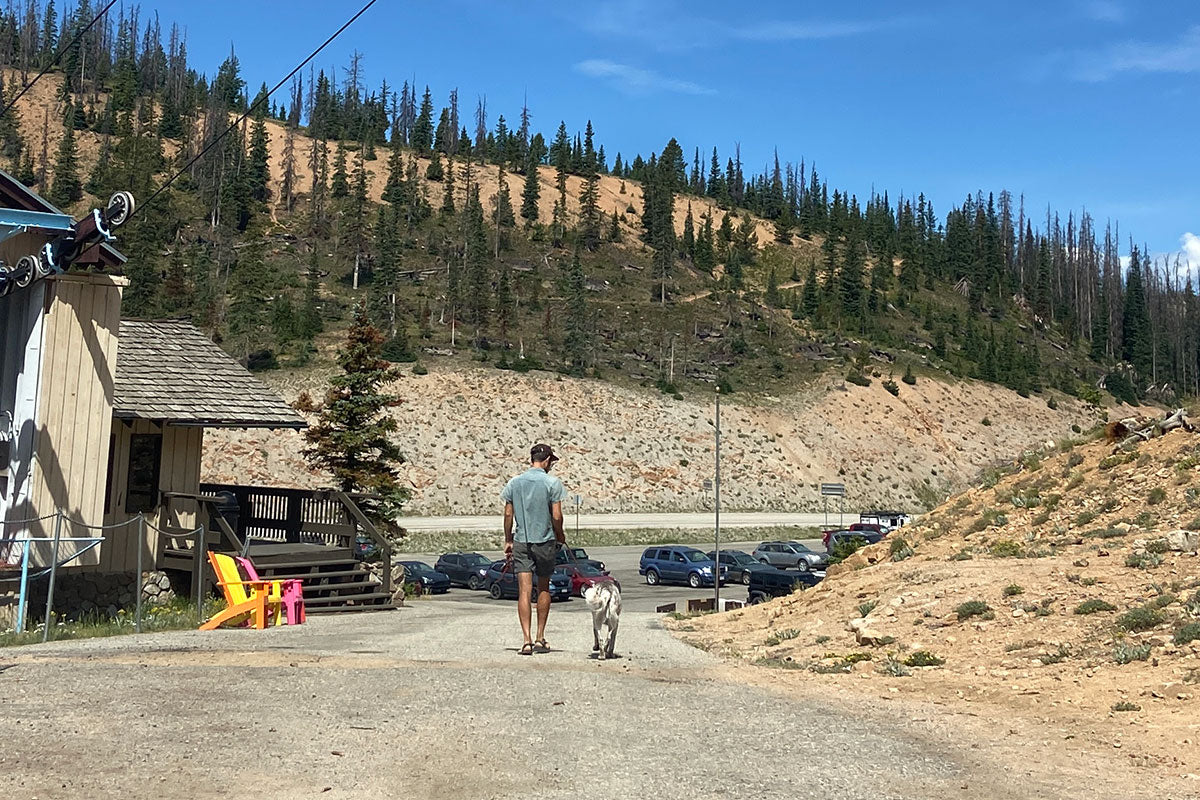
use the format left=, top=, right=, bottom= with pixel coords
left=502, top=443, right=567, bottom=655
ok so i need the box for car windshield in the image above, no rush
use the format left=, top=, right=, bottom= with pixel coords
left=570, top=548, right=588, bottom=559
left=683, top=550, right=709, bottom=563
left=732, top=552, right=757, bottom=564
left=575, top=565, right=605, bottom=577
left=403, top=561, right=432, bottom=573
left=461, top=554, right=490, bottom=566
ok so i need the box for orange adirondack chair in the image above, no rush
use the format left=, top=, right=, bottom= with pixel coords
left=199, top=551, right=284, bottom=630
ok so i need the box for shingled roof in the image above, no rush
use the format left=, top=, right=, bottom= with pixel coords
left=113, top=320, right=306, bottom=429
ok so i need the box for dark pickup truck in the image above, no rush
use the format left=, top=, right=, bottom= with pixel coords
left=746, top=566, right=820, bottom=604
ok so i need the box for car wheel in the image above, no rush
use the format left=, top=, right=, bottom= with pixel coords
left=757, top=557, right=770, bottom=564
left=796, top=560, right=810, bottom=573
left=645, top=569, right=660, bottom=586
left=741, top=571, right=751, bottom=585
left=488, top=582, right=503, bottom=600
left=748, top=591, right=766, bottom=605
left=688, top=572, right=701, bottom=589
left=468, top=575, right=482, bottom=590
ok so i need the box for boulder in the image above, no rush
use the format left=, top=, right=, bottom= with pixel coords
left=854, top=626, right=889, bottom=646
left=1165, top=530, right=1200, bottom=553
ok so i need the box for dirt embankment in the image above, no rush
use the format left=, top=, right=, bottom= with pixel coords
left=683, top=424, right=1200, bottom=786
left=203, top=364, right=1113, bottom=515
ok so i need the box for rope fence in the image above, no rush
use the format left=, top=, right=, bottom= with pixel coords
left=4, top=511, right=208, bottom=639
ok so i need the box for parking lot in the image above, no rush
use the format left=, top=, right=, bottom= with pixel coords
left=393, top=537, right=827, bottom=613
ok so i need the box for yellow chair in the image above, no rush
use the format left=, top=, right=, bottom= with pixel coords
left=199, top=551, right=284, bottom=630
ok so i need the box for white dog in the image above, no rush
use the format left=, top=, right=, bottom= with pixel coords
left=583, top=582, right=621, bottom=659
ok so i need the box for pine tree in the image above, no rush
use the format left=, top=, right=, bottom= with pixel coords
left=463, top=184, right=490, bottom=344
left=493, top=164, right=515, bottom=253
left=246, top=114, right=270, bottom=204
left=226, top=240, right=275, bottom=364
left=496, top=261, right=514, bottom=346
left=440, top=155, right=457, bottom=215
left=48, top=115, right=81, bottom=207
left=579, top=169, right=601, bottom=250
left=300, top=250, right=324, bottom=340
left=303, top=302, right=408, bottom=517
left=839, top=232, right=866, bottom=327
left=801, top=261, right=820, bottom=318
left=682, top=203, right=695, bottom=260
left=695, top=213, right=715, bottom=273
left=520, top=154, right=540, bottom=225
left=564, top=248, right=589, bottom=373
left=765, top=267, right=781, bottom=307
left=426, top=149, right=444, bottom=181
left=331, top=143, right=349, bottom=199
left=1122, top=247, right=1153, bottom=378
left=411, top=86, right=434, bottom=153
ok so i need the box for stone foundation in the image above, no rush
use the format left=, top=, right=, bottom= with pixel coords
left=21, top=569, right=191, bottom=623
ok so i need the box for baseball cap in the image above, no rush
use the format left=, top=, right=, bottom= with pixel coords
left=530, top=443, right=559, bottom=463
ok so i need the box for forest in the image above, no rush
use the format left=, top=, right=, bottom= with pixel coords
left=0, top=0, right=1194, bottom=406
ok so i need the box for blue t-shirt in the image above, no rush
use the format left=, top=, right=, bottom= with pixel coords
left=501, top=467, right=567, bottom=543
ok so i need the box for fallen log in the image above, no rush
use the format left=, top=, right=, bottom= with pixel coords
left=1112, top=408, right=1192, bottom=452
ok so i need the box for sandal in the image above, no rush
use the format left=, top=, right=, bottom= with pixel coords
left=534, top=639, right=550, bottom=653
left=518, top=642, right=535, bottom=656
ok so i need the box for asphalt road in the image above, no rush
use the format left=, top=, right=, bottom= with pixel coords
left=401, top=511, right=858, bottom=532
left=396, top=539, right=828, bottom=613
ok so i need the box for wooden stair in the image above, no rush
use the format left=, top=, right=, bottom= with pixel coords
left=248, top=546, right=394, bottom=614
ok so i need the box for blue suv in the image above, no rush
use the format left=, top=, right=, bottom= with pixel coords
left=639, top=546, right=725, bottom=588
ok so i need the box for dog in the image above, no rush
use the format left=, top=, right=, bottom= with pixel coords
left=583, top=581, right=621, bottom=660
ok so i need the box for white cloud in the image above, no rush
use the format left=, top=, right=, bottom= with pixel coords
left=1064, top=25, right=1200, bottom=81
left=1081, top=0, right=1126, bottom=23
left=574, top=59, right=716, bottom=96
left=1182, top=232, right=1200, bottom=269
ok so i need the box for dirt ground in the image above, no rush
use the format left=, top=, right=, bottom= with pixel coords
left=683, top=426, right=1200, bottom=794
left=1, top=600, right=1194, bottom=800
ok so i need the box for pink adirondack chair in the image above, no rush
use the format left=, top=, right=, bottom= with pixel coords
left=236, top=556, right=306, bottom=625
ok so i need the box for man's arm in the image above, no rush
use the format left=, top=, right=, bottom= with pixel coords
left=551, top=501, right=565, bottom=544
left=504, top=501, right=515, bottom=559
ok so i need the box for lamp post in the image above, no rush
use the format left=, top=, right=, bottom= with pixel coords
left=713, top=386, right=721, bottom=610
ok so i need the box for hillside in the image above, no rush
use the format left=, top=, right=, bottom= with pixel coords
left=203, top=364, right=1115, bottom=515
left=683, top=417, right=1200, bottom=786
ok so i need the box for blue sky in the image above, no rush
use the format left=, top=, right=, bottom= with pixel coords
left=139, top=0, right=1198, bottom=264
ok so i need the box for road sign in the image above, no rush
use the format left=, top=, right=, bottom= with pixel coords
left=573, top=494, right=582, bottom=506
left=701, top=479, right=713, bottom=492
left=820, top=483, right=846, bottom=497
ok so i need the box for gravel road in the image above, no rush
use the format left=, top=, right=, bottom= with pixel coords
left=0, top=603, right=1045, bottom=800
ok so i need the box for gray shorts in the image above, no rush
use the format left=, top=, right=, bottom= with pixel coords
left=512, top=539, right=557, bottom=579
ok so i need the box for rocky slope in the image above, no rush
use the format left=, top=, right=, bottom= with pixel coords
left=683, top=419, right=1200, bottom=783
left=203, top=363, right=1111, bottom=515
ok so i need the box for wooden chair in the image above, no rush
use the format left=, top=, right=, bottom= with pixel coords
left=199, top=552, right=283, bottom=630
left=237, top=556, right=306, bottom=625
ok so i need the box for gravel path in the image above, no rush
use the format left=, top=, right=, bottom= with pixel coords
left=0, top=602, right=1046, bottom=799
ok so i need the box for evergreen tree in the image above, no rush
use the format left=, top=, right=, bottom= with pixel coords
left=801, top=261, right=820, bottom=317
left=303, top=302, right=408, bottom=517
left=695, top=213, right=715, bottom=273
left=463, top=185, right=490, bottom=344
left=520, top=154, right=540, bottom=225
left=1090, top=286, right=1109, bottom=362
left=331, top=143, right=349, bottom=199
left=682, top=203, right=695, bottom=260
left=227, top=241, right=275, bottom=364
left=426, top=149, right=444, bottom=181
left=578, top=169, right=601, bottom=250
left=300, top=250, right=325, bottom=340
left=1121, top=247, right=1153, bottom=378
left=839, top=232, right=866, bottom=327
left=564, top=248, right=589, bottom=373
left=247, top=114, right=270, bottom=204
left=48, top=115, right=81, bottom=207
left=411, top=86, right=434, bottom=153
left=440, top=155, right=456, bottom=215
left=493, top=164, right=515, bottom=252
left=765, top=267, right=781, bottom=307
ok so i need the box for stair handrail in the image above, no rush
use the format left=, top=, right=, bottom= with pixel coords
left=332, top=490, right=392, bottom=596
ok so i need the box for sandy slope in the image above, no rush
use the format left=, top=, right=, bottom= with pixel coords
left=683, top=425, right=1200, bottom=789
left=203, top=364, right=1110, bottom=515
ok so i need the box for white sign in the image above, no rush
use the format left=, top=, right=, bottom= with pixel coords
left=820, top=483, right=846, bottom=497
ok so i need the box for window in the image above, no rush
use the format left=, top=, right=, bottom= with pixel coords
left=673, top=552, right=686, bottom=563
left=124, top=433, right=162, bottom=514
left=657, top=550, right=671, bottom=560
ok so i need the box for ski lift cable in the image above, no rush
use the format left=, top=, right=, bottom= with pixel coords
left=131, top=0, right=379, bottom=223
left=0, top=0, right=121, bottom=122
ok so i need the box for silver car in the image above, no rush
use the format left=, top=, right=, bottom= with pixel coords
left=752, top=541, right=828, bottom=573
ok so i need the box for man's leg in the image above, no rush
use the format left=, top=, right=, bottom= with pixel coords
left=534, top=574, right=551, bottom=643
left=516, top=572, right=534, bottom=646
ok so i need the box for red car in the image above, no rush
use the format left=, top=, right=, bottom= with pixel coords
left=560, top=563, right=620, bottom=597
left=822, top=523, right=887, bottom=548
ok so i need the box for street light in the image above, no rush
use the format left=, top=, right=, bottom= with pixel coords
left=713, top=386, right=721, bottom=610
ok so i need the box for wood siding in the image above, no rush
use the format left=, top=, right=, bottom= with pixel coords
left=99, top=421, right=203, bottom=573
left=25, top=273, right=125, bottom=567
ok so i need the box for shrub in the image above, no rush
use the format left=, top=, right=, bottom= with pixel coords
left=1073, top=510, right=1098, bottom=527
left=857, top=600, right=879, bottom=617
left=412, top=362, right=429, bottom=375
left=1116, top=606, right=1164, bottom=632
left=889, top=537, right=915, bottom=562
left=846, top=371, right=871, bottom=387
left=949, top=548, right=973, bottom=561
left=293, top=390, right=317, bottom=413
left=1112, top=642, right=1152, bottom=664
left=882, top=378, right=900, bottom=397
left=1071, top=424, right=1082, bottom=434
left=1174, top=622, right=1200, bottom=645
left=1145, top=538, right=1171, bottom=554
left=1066, top=452, right=1084, bottom=469
left=830, top=535, right=870, bottom=564
left=989, top=539, right=1023, bottom=558
left=1047, top=397, right=1058, bottom=410
left=902, top=365, right=917, bottom=385
left=1132, top=511, right=1155, bottom=528
left=1074, top=599, right=1117, bottom=615
left=982, top=416, right=992, bottom=426
left=879, top=658, right=911, bottom=677
left=1039, top=644, right=1071, bottom=664
left=1125, top=552, right=1164, bottom=570
left=1003, top=583, right=1024, bottom=597
left=955, top=600, right=991, bottom=621
left=1111, top=701, right=1141, bottom=712
left=904, top=650, right=945, bottom=667
left=764, top=628, right=801, bottom=646
left=1147, top=487, right=1167, bottom=505
left=814, top=635, right=831, bottom=644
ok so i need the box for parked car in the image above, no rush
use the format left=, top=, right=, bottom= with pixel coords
left=483, top=560, right=573, bottom=601
left=397, top=560, right=452, bottom=594
left=638, top=546, right=726, bottom=588
left=849, top=522, right=887, bottom=536
left=822, top=527, right=887, bottom=548
left=434, top=552, right=494, bottom=589
left=707, top=550, right=761, bottom=585
left=859, top=510, right=911, bottom=530
left=555, top=544, right=607, bottom=573
left=559, top=563, right=620, bottom=596
left=747, top=567, right=821, bottom=604
left=752, top=541, right=829, bottom=572
left=825, top=529, right=885, bottom=555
